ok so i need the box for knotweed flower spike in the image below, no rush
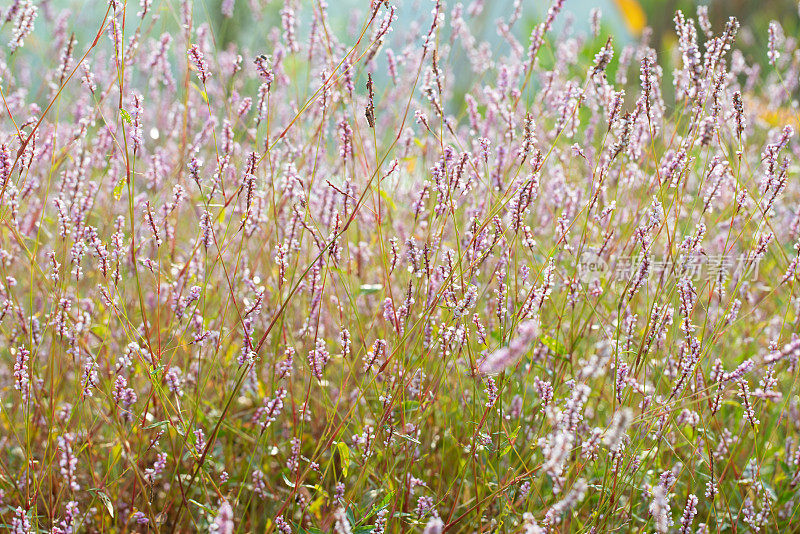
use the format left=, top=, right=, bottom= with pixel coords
left=0, top=1, right=798, bottom=532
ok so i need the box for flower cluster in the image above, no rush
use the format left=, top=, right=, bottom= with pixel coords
left=0, top=1, right=798, bottom=532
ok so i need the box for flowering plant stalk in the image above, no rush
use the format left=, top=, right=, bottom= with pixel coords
left=0, top=0, right=799, bottom=532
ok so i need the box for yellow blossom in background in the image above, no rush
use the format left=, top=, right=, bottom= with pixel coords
left=748, top=96, right=800, bottom=130
left=614, top=0, right=647, bottom=36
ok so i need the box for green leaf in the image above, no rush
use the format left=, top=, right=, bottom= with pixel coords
left=378, top=492, right=393, bottom=508
left=499, top=426, right=520, bottom=457
left=113, top=177, right=126, bottom=201
left=336, top=441, right=351, bottom=478
left=401, top=400, right=420, bottom=413
left=91, top=324, right=111, bottom=338
left=365, top=491, right=393, bottom=519
left=90, top=488, right=114, bottom=518
left=359, top=284, right=383, bottom=295
left=379, top=190, right=396, bottom=210
left=120, top=108, right=132, bottom=124
left=144, top=420, right=169, bottom=430
left=189, top=499, right=214, bottom=513
left=540, top=333, right=566, bottom=355
left=398, top=433, right=421, bottom=445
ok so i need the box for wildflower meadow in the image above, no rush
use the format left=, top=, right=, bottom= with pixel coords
left=1, top=0, right=800, bottom=531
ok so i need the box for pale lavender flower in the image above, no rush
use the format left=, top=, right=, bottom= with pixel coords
left=422, top=516, right=443, bottom=534
left=139, top=0, right=152, bottom=17
left=254, top=54, right=274, bottom=85
left=113, top=376, right=137, bottom=421
left=188, top=44, right=211, bottom=84
left=274, top=516, right=292, bottom=534
left=478, top=318, right=540, bottom=374
left=144, top=452, right=167, bottom=484
left=8, top=0, right=37, bottom=52
left=253, top=387, right=287, bottom=430
left=589, top=8, right=602, bottom=37
left=545, top=478, right=587, bottom=524
left=11, top=507, right=32, bottom=534
left=333, top=507, right=352, bottom=534
left=603, top=408, right=633, bottom=452
left=308, top=339, right=330, bottom=380
left=649, top=483, right=672, bottom=533
left=210, top=500, right=234, bottom=534
left=678, top=494, right=698, bottom=534
left=739, top=379, right=759, bottom=428
left=221, top=0, right=235, bottom=17
left=767, top=21, right=782, bottom=66
left=338, top=118, right=353, bottom=163
left=280, top=1, right=300, bottom=53
left=130, top=91, right=143, bottom=153
left=13, top=347, right=30, bottom=405
left=57, top=434, right=80, bottom=491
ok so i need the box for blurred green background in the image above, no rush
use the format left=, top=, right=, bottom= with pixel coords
left=209, top=0, right=800, bottom=59
left=5, top=0, right=800, bottom=103
left=17, top=0, right=800, bottom=59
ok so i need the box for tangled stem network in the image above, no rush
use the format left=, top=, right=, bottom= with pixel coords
left=0, top=0, right=799, bottom=532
